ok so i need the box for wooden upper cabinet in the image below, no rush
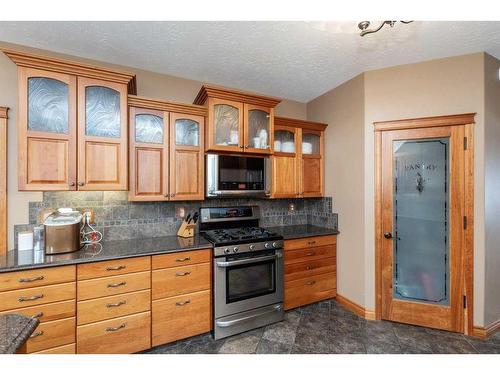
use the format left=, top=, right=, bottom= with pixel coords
left=18, top=68, right=77, bottom=191
left=194, top=85, right=281, bottom=154
left=77, top=78, right=128, bottom=190
left=169, top=112, right=205, bottom=201
left=271, top=117, right=327, bottom=199
left=129, top=107, right=169, bottom=201
left=128, top=95, right=207, bottom=202
left=5, top=49, right=135, bottom=192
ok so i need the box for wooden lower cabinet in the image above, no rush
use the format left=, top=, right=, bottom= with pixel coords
left=77, top=312, right=151, bottom=354
left=284, top=235, right=337, bottom=310
left=0, top=282, right=76, bottom=311
left=152, top=290, right=211, bottom=346
left=2, top=299, right=75, bottom=323
left=77, top=271, right=151, bottom=301
left=152, top=263, right=210, bottom=300
left=21, top=317, right=76, bottom=353
left=34, top=343, right=75, bottom=354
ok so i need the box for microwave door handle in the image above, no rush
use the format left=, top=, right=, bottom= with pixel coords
left=216, top=304, right=283, bottom=327
left=216, top=254, right=280, bottom=268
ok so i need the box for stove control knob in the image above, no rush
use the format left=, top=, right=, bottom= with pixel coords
left=224, top=248, right=230, bottom=254
left=233, top=247, right=239, bottom=253
left=264, top=242, right=270, bottom=249
left=249, top=244, right=255, bottom=251
left=272, top=242, right=278, bottom=248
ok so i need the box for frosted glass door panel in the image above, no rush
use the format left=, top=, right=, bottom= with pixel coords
left=392, top=138, right=449, bottom=305
left=302, top=133, right=320, bottom=155
left=214, top=104, right=239, bottom=145
left=175, top=119, right=199, bottom=146
left=274, top=130, right=295, bottom=153
left=135, top=114, right=164, bottom=144
left=248, top=109, right=270, bottom=149
left=28, top=77, right=69, bottom=134
left=85, top=86, right=121, bottom=138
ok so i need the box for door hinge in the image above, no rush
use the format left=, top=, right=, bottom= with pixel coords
left=464, top=137, right=468, bottom=150
left=463, top=216, right=467, bottom=230
left=463, top=295, right=467, bottom=309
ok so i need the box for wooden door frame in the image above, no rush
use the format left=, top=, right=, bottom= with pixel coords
left=0, top=107, right=8, bottom=256
left=374, top=113, right=475, bottom=334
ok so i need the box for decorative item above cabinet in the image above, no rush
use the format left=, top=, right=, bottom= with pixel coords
left=271, top=117, right=327, bottom=198
left=193, top=85, right=281, bottom=154
left=3, top=49, right=136, bottom=191
left=128, top=95, right=207, bottom=201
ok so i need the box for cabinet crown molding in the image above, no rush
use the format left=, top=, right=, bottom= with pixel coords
left=193, top=84, right=282, bottom=108
left=128, top=95, right=207, bottom=117
left=275, top=116, right=328, bottom=131
left=0, top=107, right=8, bottom=119
left=2, top=49, right=136, bottom=86
left=373, top=113, right=476, bottom=131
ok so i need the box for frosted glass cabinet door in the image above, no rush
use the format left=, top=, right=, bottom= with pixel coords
left=214, top=103, right=240, bottom=146
left=247, top=109, right=270, bottom=150
left=28, top=77, right=69, bottom=134
left=274, top=129, right=296, bottom=153
left=392, top=138, right=450, bottom=305
left=175, top=118, right=199, bottom=146
left=302, top=133, right=321, bottom=155
left=85, top=86, right=121, bottom=138
left=135, top=114, right=164, bottom=144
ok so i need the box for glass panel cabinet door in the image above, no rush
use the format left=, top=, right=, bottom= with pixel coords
left=175, top=118, right=199, bottom=146
left=302, top=133, right=321, bottom=155
left=244, top=104, right=273, bottom=153
left=213, top=103, right=240, bottom=146
left=135, top=114, right=164, bottom=144
left=274, top=129, right=296, bottom=153
left=85, top=86, right=121, bottom=138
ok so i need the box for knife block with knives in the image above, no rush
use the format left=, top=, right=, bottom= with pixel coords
left=177, top=211, right=198, bottom=238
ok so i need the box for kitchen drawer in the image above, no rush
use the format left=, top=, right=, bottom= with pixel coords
left=77, top=271, right=150, bottom=301
left=284, top=235, right=336, bottom=251
left=33, top=343, right=75, bottom=354
left=285, top=244, right=336, bottom=265
left=152, top=290, right=210, bottom=346
left=2, top=300, right=75, bottom=323
left=152, top=263, right=210, bottom=300
left=77, top=256, right=151, bottom=280
left=22, top=317, right=75, bottom=353
left=0, top=282, right=76, bottom=311
left=0, top=265, right=75, bottom=292
left=77, top=311, right=151, bottom=354
left=77, top=289, right=150, bottom=325
left=284, top=272, right=336, bottom=310
left=285, top=257, right=336, bottom=282
left=152, top=249, right=211, bottom=270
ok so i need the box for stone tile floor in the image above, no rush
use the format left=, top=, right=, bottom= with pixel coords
left=142, top=300, right=500, bottom=354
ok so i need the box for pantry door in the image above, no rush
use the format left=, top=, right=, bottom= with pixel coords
left=375, top=114, right=474, bottom=333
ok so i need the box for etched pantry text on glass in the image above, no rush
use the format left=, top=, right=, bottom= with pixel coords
left=28, top=77, right=69, bottom=134
left=392, top=138, right=449, bottom=305
left=85, top=86, right=121, bottom=138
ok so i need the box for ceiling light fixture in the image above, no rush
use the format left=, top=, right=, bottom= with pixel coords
left=358, top=21, right=413, bottom=37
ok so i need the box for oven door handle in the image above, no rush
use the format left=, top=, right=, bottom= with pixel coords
left=215, top=304, right=283, bottom=328
left=216, top=254, right=280, bottom=268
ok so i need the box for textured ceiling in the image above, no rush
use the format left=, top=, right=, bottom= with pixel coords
left=0, top=21, right=499, bottom=102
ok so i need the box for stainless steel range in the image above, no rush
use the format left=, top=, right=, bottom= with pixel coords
left=199, top=206, right=284, bottom=340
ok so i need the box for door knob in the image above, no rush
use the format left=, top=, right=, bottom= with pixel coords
left=384, top=232, right=392, bottom=239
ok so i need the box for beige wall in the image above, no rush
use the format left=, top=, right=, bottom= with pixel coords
left=307, top=74, right=366, bottom=306
left=484, top=53, right=500, bottom=326
left=0, top=41, right=306, bottom=249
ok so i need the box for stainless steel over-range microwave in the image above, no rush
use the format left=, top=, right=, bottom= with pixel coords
left=206, top=154, right=271, bottom=197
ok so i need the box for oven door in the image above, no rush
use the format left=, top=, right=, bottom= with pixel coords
left=214, top=248, right=284, bottom=318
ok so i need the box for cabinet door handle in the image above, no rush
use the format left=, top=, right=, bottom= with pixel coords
left=106, top=301, right=127, bottom=308
left=239, top=145, right=244, bottom=149
left=18, top=294, right=44, bottom=302
left=307, top=240, right=317, bottom=246
left=306, top=266, right=314, bottom=271
left=30, top=330, right=44, bottom=338
left=18, top=275, right=44, bottom=283
left=305, top=280, right=316, bottom=286
left=176, top=257, right=191, bottom=262
left=175, top=272, right=191, bottom=277
left=78, top=182, right=85, bottom=187
left=105, top=323, right=127, bottom=332
left=106, top=265, right=126, bottom=271
left=31, top=312, right=44, bottom=319
left=175, top=299, right=191, bottom=306
left=107, top=281, right=127, bottom=288
left=69, top=182, right=76, bottom=187
left=171, top=194, right=175, bottom=198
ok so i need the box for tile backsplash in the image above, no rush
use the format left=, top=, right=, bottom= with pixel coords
left=14, top=192, right=337, bottom=245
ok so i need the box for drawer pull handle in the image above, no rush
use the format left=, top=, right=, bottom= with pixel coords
left=106, top=265, right=126, bottom=271
left=306, top=252, right=315, bottom=256
left=107, top=281, right=127, bottom=288
left=176, top=257, right=191, bottom=262
left=306, top=266, right=314, bottom=270
left=175, top=299, right=191, bottom=306
left=18, top=275, right=44, bottom=283
left=307, top=241, right=317, bottom=246
left=175, top=272, right=191, bottom=277
left=105, top=323, right=127, bottom=332
left=106, top=301, right=127, bottom=308
left=18, top=294, right=44, bottom=302
left=305, top=280, right=316, bottom=286
left=30, top=330, right=44, bottom=338
left=31, top=312, right=44, bottom=319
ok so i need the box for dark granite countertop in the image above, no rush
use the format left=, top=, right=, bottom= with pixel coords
left=0, top=314, right=39, bottom=354
left=265, top=225, right=339, bottom=240
left=0, top=235, right=212, bottom=273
